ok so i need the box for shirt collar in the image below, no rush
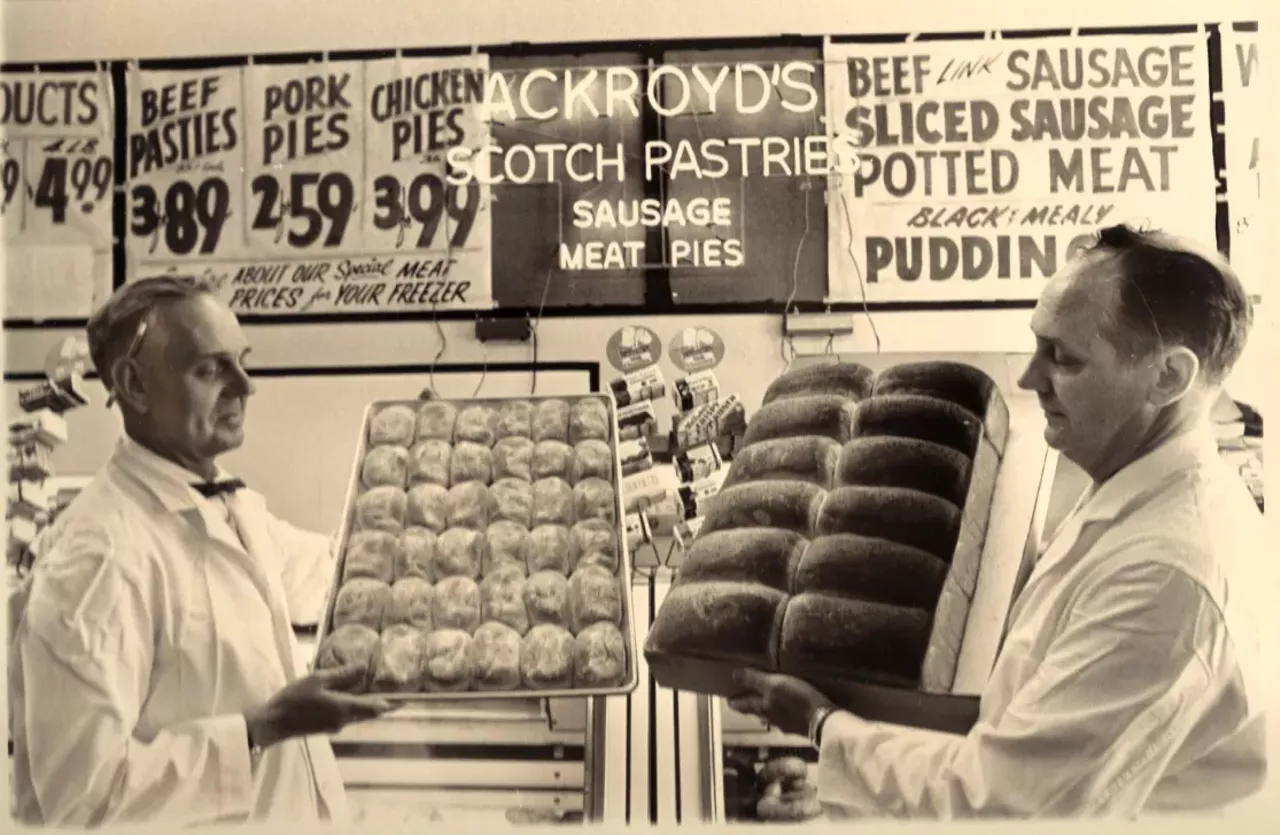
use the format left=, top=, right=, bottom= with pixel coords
left=1076, top=422, right=1220, bottom=525
left=111, top=436, right=236, bottom=514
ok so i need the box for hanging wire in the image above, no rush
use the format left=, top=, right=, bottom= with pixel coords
left=529, top=267, right=554, bottom=394
left=472, top=327, right=489, bottom=397
left=427, top=302, right=447, bottom=397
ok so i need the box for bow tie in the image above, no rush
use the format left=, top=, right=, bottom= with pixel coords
left=192, top=478, right=246, bottom=498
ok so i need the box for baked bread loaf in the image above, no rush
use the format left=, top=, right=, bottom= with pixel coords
left=531, top=478, right=575, bottom=527
left=354, top=486, right=407, bottom=533
left=383, top=577, right=435, bottom=630
left=455, top=404, right=500, bottom=447
left=568, top=565, right=622, bottom=632
left=524, top=570, right=571, bottom=628
left=314, top=623, right=379, bottom=691
left=450, top=441, right=494, bottom=486
left=568, top=519, right=618, bottom=573
left=469, top=621, right=522, bottom=691
left=520, top=623, right=575, bottom=689
left=416, top=401, right=458, bottom=442
left=343, top=530, right=398, bottom=584
left=371, top=624, right=426, bottom=693
left=528, top=524, right=571, bottom=574
left=432, top=576, right=482, bottom=633
left=491, top=477, right=534, bottom=527
left=493, top=436, right=535, bottom=481
left=446, top=480, right=494, bottom=530
left=408, top=439, right=453, bottom=487
left=369, top=405, right=417, bottom=447
left=422, top=628, right=472, bottom=691
left=572, top=477, right=616, bottom=524
left=532, top=399, right=571, bottom=443
left=645, top=360, right=1006, bottom=697
left=361, top=445, right=410, bottom=489
left=395, top=527, right=437, bottom=581
left=406, top=483, right=449, bottom=532
left=531, top=440, right=573, bottom=480
left=569, top=398, right=611, bottom=444
left=496, top=400, right=534, bottom=440
left=485, top=520, right=530, bottom=575
left=569, top=439, right=614, bottom=483
left=573, top=622, right=627, bottom=687
left=433, top=527, right=485, bottom=580
left=481, top=563, right=531, bottom=634
left=332, top=578, right=391, bottom=631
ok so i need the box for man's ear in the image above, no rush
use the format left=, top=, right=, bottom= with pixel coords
left=111, top=358, right=149, bottom=413
left=1150, top=345, right=1200, bottom=407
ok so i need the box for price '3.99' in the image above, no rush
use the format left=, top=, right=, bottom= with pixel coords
left=372, top=173, right=480, bottom=250
left=130, top=178, right=231, bottom=256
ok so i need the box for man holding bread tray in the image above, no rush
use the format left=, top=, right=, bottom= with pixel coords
left=729, top=225, right=1266, bottom=818
left=9, top=277, right=396, bottom=827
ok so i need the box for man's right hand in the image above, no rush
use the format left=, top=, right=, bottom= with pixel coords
left=244, top=664, right=396, bottom=749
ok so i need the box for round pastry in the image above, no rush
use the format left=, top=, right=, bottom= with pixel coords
left=523, top=570, right=571, bottom=628
left=468, top=621, right=522, bottom=691
left=446, top=480, right=494, bottom=530
left=485, top=520, right=530, bottom=575
left=421, top=628, right=473, bottom=692
left=572, top=478, right=616, bottom=524
left=573, top=621, right=627, bottom=688
left=520, top=623, right=574, bottom=690
left=408, top=439, right=452, bottom=487
left=490, top=477, right=533, bottom=528
left=532, top=477, right=576, bottom=527
left=368, top=405, right=416, bottom=448
left=361, top=444, right=410, bottom=489
left=449, top=441, right=493, bottom=486
left=495, top=400, right=534, bottom=440
left=406, top=483, right=449, bottom=533
left=343, top=530, right=398, bottom=584
left=314, top=623, right=379, bottom=692
left=569, top=439, right=613, bottom=483
left=568, top=565, right=623, bottom=632
left=756, top=782, right=821, bottom=823
left=331, top=578, right=391, bottom=631
left=431, top=575, right=481, bottom=633
left=455, top=404, right=500, bottom=447
left=492, top=436, right=534, bottom=482
left=371, top=624, right=426, bottom=693
left=531, top=440, right=574, bottom=481
left=395, top=526, right=437, bottom=581
left=758, top=757, right=809, bottom=788
left=382, top=577, right=434, bottom=630
left=569, top=398, right=611, bottom=444
left=527, top=524, right=571, bottom=574
left=432, top=527, right=485, bottom=580
left=354, top=486, right=407, bottom=533
left=568, top=519, right=619, bottom=573
left=480, top=564, right=530, bottom=635
left=415, top=401, right=458, bottom=442
left=532, top=399, right=570, bottom=443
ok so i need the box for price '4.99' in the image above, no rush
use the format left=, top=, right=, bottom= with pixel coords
left=22, top=139, right=113, bottom=224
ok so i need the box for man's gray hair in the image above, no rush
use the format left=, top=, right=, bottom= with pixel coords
left=86, top=275, right=217, bottom=396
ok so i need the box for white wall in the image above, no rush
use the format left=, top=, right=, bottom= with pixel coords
left=2, top=0, right=1265, bottom=63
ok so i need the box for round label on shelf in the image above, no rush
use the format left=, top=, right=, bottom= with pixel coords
left=669, top=326, right=725, bottom=374
left=605, top=325, right=662, bottom=373
left=43, top=336, right=91, bottom=382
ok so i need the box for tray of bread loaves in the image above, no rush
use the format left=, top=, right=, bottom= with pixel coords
left=644, top=360, right=1008, bottom=728
left=313, top=395, right=639, bottom=700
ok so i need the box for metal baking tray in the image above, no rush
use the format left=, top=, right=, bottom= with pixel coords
left=314, top=394, right=639, bottom=700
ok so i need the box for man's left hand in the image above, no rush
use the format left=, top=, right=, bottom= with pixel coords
left=727, top=669, right=838, bottom=738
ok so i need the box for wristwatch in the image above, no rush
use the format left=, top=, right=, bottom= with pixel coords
left=808, top=706, right=837, bottom=749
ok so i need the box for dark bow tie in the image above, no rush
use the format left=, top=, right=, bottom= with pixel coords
left=192, top=478, right=246, bottom=498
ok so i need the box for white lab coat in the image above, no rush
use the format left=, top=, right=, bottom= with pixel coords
left=9, top=437, right=350, bottom=827
left=816, top=424, right=1268, bottom=818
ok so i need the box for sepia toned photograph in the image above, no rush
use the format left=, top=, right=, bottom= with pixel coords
left=1, top=0, right=1271, bottom=828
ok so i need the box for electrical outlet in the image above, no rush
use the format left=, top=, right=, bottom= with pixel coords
left=783, top=312, right=855, bottom=337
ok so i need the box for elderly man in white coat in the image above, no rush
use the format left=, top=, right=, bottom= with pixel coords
left=9, top=276, right=396, bottom=827
left=730, top=224, right=1267, bottom=818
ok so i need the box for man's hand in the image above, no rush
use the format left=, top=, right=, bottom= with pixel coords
left=244, top=664, right=398, bottom=749
left=727, top=669, right=838, bottom=738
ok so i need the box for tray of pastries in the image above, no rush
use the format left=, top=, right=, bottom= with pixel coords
left=313, top=395, right=639, bottom=699
left=644, top=360, right=1008, bottom=708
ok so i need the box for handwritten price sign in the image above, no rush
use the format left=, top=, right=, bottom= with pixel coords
left=125, top=68, right=246, bottom=267
left=244, top=62, right=365, bottom=256
left=370, top=173, right=481, bottom=250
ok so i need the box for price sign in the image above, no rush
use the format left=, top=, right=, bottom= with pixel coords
left=1221, top=29, right=1261, bottom=298
left=125, top=67, right=245, bottom=270
left=244, top=61, right=365, bottom=255
left=361, top=54, right=492, bottom=307
left=0, top=71, right=114, bottom=247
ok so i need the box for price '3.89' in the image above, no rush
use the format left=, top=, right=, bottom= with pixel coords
left=130, top=178, right=231, bottom=256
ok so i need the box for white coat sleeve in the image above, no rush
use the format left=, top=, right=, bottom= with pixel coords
left=266, top=515, right=338, bottom=626
left=17, top=520, right=255, bottom=827
left=816, top=559, right=1235, bottom=818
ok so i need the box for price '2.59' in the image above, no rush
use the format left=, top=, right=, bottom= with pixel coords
left=372, top=173, right=480, bottom=250
left=251, top=171, right=354, bottom=249
left=130, top=178, right=231, bottom=256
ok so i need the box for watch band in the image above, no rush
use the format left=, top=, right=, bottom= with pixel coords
left=808, top=706, right=836, bottom=748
